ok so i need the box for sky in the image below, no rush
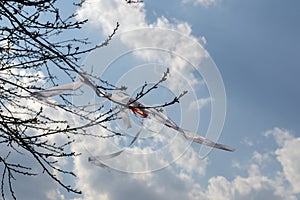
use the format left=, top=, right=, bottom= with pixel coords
left=5, top=0, right=300, bottom=199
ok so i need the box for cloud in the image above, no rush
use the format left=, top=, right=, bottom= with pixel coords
left=197, top=130, right=300, bottom=200
left=2, top=49, right=209, bottom=200
left=6, top=55, right=300, bottom=200
left=72, top=137, right=208, bottom=200
left=203, top=174, right=294, bottom=200
left=2, top=3, right=213, bottom=199
left=264, top=127, right=294, bottom=146
left=263, top=128, right=300, bottom=193
left=74, top=165, right=203, bottom=200
left=276, top=137, right=300, bottom=193
left=77, top=0, right=146, bottom=35
left=74, top=1, right=225, bottom=199
left=70, top=108, right=209, bottom=198
left=205, top=127, right=300, bottom=200
left=76, top=0, right=209, bottom=92
left=3, top=0, right=299, bottom=199
left=264, top=128, right=300, bottom=194
left=8, top=122, right=300, bottom=200
left=76, top=0, right=216, bottom=149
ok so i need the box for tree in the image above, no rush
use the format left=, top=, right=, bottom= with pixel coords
left=0, top=0, right=211, bottom=199
left=0, top=0, right=122, bottom=199
left=0, top=0, right=185, bottom=199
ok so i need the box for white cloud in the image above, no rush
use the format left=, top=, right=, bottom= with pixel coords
left=3, top=0, right=299, bottom=199
left=67, top=103, right=300, bottom=200
left=264, top=127, right=294, bottom=147
left=72, top=138, right=208, bottom=200
left=201, top=161, right=296, bottom=200
left=274, top=135, right=300, bottom=193
left=6, top=1, right=298, bottom=200
left=2, top=4, right=212, bottom=199
left=70, top=116, right=209, bottom=199
left=181, top=0, right=216, bottom=7
left=74, top=1, right=224, bottom=199
left=77, top=0, right=146, bottom=35
left=263, top=128, right=300, bottom=193
left=77, top=0, right=209, bottom=93
left=197, top=128, right=300, bottom=200
left=76, top=0, right=213, bottom=149
left=6, top=71, right=300, bottom=200
left=204, top=174, right=296, bottom=200
left=3, top=56, right=208, bottom=200
left=77, top=2, right=299, bottom=200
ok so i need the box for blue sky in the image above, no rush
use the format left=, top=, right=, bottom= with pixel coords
left=145, top=0, right=300, bottom=131
left=200, top=0, right=300, bottom=132
left=7, top=0, right=300, bottom=199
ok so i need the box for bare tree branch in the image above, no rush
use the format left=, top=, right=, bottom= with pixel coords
left=0, top=1, right=186, bottom=199
left=0, top=1, right=122, bottom=198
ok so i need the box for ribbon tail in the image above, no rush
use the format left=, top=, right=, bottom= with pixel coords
left=181, top=129, right=235, bottom=152
left=120, top=109, right=132, bottom=129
